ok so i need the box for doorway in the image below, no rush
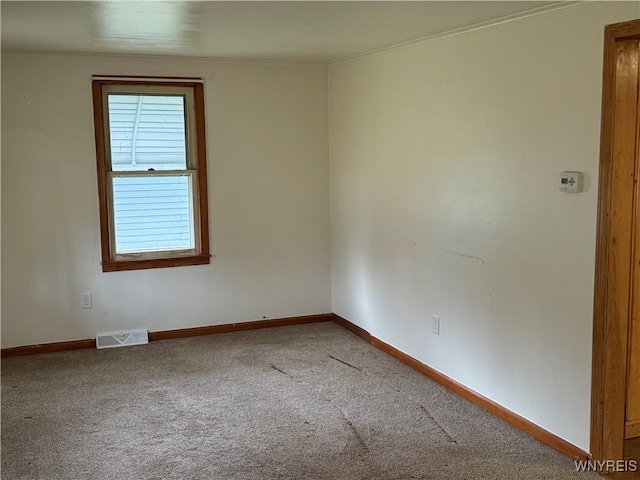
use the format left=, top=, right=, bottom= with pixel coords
left=591, top=18, right=640, bottom=474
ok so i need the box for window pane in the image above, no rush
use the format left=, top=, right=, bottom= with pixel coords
left=112, top=175, right=194, bottom=253
left=108, top=94, right=187, bottom=171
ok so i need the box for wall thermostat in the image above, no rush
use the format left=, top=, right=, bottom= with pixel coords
left=559, top=171, right=583, bottom=193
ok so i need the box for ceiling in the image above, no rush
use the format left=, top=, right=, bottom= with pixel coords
left=1, top=1, right=561, bottom=63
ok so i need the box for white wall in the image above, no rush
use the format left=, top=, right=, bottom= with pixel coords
left=329, top=2, right=638, bottom=451
left=1, top=53, right=331, bottom=347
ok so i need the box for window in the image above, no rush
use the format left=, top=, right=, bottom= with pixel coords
left=92, top=77, right=210, bottom=272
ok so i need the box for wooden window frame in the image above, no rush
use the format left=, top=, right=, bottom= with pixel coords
left=92, top=77, right=210, bottom=272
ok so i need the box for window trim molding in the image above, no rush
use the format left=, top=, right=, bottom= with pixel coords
left=92, top=78, right=210, bottom=273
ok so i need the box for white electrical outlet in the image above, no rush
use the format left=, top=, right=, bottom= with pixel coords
left=432, top=315, right=440, bottom=335
left=80, top=292, right=92, bottom=309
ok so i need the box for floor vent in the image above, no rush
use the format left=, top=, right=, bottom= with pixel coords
left=96, top=330, right=148, bottom=349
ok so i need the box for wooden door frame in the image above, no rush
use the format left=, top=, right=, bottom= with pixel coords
left=592, top=18, right=640, bottom=463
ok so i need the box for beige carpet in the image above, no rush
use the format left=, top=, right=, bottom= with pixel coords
left=1, top=322, right=601, bottom=479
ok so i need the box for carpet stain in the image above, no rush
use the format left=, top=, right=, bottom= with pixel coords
left=269, top=364, right=292, bottom=377
left=328, top=355, right=362, bottom=371
left=418, top=403, right=456, bottom=444
left=378, top=377, right=457, bottom=444
left=346, top=420, right=369, bottom=452
left=332, top=403, right=369, bottom=453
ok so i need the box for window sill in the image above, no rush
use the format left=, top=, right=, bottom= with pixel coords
left=101, top=255, right=211, bottom=273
